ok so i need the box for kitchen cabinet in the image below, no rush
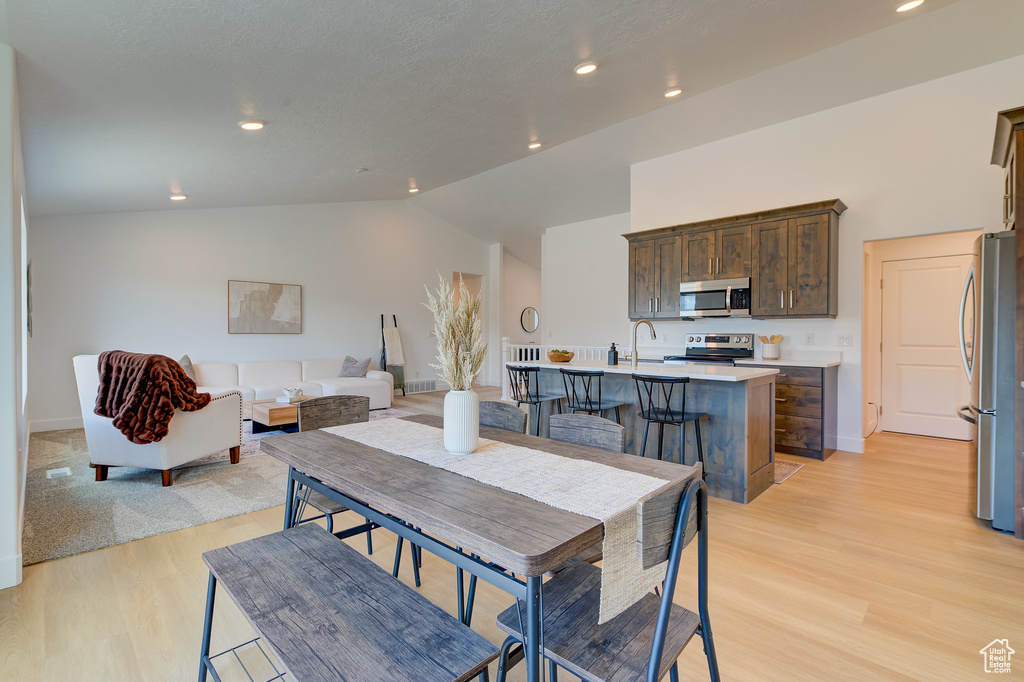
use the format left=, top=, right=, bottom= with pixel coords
left=745, top=364, right=837, bottom=460
left=681, top=225, right=751, bottom=282
left=751, top=212, right=837, bottom=318
left=681, top=231, right=716, bottom=282
left=625, top=199, right=845, bottom=320
left=628, top=235, right=680, bottom=319
left=717, top=225, right=752, bottom=279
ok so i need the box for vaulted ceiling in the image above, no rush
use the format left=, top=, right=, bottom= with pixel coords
left=10, top=0, right=1022, bottom=266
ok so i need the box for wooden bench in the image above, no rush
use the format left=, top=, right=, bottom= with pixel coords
left=198, top=523, right=498, bottom=682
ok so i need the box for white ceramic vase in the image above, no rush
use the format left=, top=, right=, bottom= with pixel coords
left=443, top=389, right=479, bottom=454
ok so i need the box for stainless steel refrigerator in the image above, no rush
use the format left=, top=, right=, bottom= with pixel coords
left=958, top=231, right=1016, bottom=532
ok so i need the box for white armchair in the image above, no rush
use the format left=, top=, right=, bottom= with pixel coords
left=73, top=355, right=243, bottom=486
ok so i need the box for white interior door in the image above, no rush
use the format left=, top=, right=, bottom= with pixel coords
left=880, top=255, right=974, bottom=439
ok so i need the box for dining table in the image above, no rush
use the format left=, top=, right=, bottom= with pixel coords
left=259, top=413, right=700, bottom=682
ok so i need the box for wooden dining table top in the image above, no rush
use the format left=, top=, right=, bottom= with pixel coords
left=259, top=413, right=698, bottom=576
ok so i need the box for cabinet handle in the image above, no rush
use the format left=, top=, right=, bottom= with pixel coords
left=775, top=428, right=786, bottom=433
left=709, top=258, right=712, bottom=273
left=789, top=290, right=793, bottom=308
left=649, top=298, right=653, bottom=313
left=716, top=257, right=720, bottom=273
left=776, top=374, right=786, bottom=377
left=656, top=297, right=660, bottom=312
left=780, top=292, right=785, bottom=309
left=775, top=397, right=786, bottom=402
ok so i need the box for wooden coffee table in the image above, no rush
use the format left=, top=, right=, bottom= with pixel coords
left=251, top=397, right=310, bottom=433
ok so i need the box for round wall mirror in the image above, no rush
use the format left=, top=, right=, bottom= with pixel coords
left=520, top=307, right=539, bottom=333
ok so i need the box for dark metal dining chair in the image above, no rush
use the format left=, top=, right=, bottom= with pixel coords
left=291, top=395, right=372, bottom=543
left=548, top=413, right=625, bottom=453
left=632, top=375, right=709, bottom=475
left=292, top=395, right=421, bottom=587
left=494, top=477, right=720, bottom=682
left=560, top=368, right=627, bottom=424
left=546, top=413, right=626, bottom=569
left=480, top=400, right=528, bottom=434
left=508, top=364, right=563, bottom=435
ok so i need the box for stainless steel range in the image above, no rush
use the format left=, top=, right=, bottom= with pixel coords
left=664, top=333, right=754, bottom=366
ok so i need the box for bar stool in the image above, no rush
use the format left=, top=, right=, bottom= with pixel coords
left=632, top=374, right=708, bottom=474
left=507, top=364, right=563, bottom=436
left=560, top=368, right=627, bottom=424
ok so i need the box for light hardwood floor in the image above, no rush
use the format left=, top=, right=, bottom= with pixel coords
left=1, top=390, right=1021, bottom=681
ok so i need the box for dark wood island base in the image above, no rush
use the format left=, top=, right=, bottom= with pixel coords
left=532, top=363, right=776, bottom=504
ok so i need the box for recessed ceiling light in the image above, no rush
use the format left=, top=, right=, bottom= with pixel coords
left=896, top=0, right=924, bottom=11
left=170, top=194, right=187, bottom=201
left=409, top=187, right=419, bottom=194
left=575, top=61, right=597, bottom=75
left=528, top=142, right=542, bottom=149
left=238, top=120, right=265, bottom=131
left=664, top=89, right=682, bottom=98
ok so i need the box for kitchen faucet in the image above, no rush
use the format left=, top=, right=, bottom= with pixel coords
left=631, top=319, right=656, bottom=368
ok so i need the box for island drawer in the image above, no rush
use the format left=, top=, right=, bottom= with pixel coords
left=775, top=414, right=822, bottom=450
left=774, top=384, right=822, bottom=417
left=769, top=366, right=821, bottom=386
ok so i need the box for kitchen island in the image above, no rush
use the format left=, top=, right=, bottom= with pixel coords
left=515, top=359, right=778, bottom=504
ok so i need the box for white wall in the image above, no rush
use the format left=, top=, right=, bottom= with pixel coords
left=1, top=41, right=28, bottom=590
left=28, top=200, right=492, bottom=429
left=541, top=213, right=631, bottom=349
left=502, top=250, right=541, bottom=345
left=541, top=54, right=1024, bottom=454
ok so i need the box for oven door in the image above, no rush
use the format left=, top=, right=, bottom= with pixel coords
left=679, top=277, right=749, bottom=318
left=680, top=281, right=730, bottom=317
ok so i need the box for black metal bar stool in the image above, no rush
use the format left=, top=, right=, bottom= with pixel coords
left=632, top=374, right=708, bottom=474
left=560, top=368, right=626, bottom=424
left=507, top=364, right=563, bottom=436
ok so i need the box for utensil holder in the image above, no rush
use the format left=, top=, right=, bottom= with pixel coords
left=762, top=343, right=780, bottom=360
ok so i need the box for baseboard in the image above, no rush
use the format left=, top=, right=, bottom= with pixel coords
left=837, top=436, right=865, bottom=454
left=30, top=417, right=83, bottom=433
left=0, top=552, right=23, bottom=590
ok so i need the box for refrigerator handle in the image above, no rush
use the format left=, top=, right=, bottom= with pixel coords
left=957, top=405, right=977, bottom=424
left=958, top=263, right=974, bottom=381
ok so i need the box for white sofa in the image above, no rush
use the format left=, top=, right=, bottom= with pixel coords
left=73, top=355, right=243, bottom=486
left=193, top=358, right=394, bottom=411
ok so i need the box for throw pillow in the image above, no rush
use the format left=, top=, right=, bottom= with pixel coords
left=178, top=354, right=197, bottom=382
left=340, top=355, right=371, bottom=377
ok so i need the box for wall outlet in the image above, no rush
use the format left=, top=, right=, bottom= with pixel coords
left=837, top=333, right=853, bottom=347
left=804, top=333, right=814, bottom=345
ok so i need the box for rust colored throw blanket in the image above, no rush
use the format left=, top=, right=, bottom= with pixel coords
left=94, top=351, right=211, bottom=444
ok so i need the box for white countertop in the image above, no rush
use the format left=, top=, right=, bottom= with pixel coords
left=735, top=358, right=841, bottom=368
left=515, top=358, right=778, bottom=382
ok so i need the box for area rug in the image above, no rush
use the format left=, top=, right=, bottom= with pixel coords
left=773, top=460, right=804, bottom=484
left=21, top=407, right=416, bottom=565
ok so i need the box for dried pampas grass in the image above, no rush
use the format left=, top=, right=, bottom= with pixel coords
left=423, top=274, right=487, bottom=391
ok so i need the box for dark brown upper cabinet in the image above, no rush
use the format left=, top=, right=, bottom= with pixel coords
left=681, top=231, right=715, bottom=282
left=680, top=225, right=750, bottom=281
left=628, top=235, right=680, bottom=319
left=626, top=199, right=845, bottom=320
left=751, top=214, right=835, bottom=317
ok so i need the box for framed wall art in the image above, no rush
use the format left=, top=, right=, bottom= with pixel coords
left=228, top=280, right=302, bottom=334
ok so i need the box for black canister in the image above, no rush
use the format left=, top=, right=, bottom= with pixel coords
left=608, top=342, right=618, bottom=365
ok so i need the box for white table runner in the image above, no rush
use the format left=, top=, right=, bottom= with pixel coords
left=322, top=418, right=671, bottom=622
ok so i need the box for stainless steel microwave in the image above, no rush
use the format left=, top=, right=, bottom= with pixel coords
left=679, top=277, right=751, bottom=318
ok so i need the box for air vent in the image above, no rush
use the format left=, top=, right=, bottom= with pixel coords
left=404, top=380, right=437, bottom=394
left=46, top=467, right=72, bottom=479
